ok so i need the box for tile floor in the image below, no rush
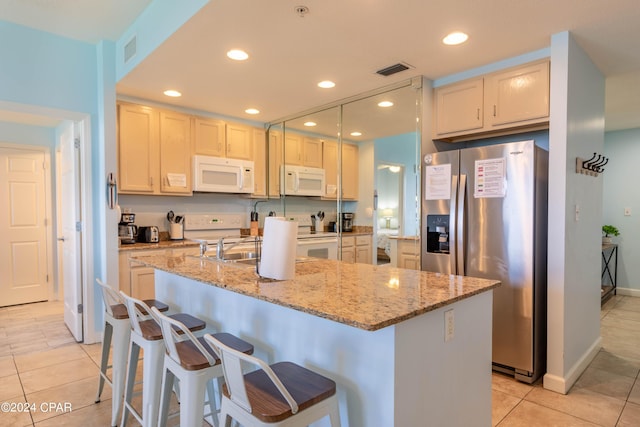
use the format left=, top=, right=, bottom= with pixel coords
left=0, top=296, right=639, bottom=426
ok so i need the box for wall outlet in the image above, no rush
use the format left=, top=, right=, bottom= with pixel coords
left=444, top=309, right=454, bottom=342
left=624, top=207, right=632, bottom=216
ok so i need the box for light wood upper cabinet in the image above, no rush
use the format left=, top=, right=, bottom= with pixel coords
left=485, top=60, right=550, bottom=128
left=268, top=130, right=282, bottom=197
left=433, top=60, right=550, bottom=141
left=284, top=133, right=303, bottom=165
left=322, top=140, right=338, bottom=199
left=322, top=140, right=358, bottom=200
left=193, top=117, right=226, bottom=156
left=302, top=137, right=323, bottom=168
left=226, top=123, right=253, bottom=160
left=252, top=127, right=267, bottom=197
left=434, top=77, right=484, bottom=137
left=118, top=103, right=191, bottom=195
left=342, top=143, right=359, bottom=200
left=159, top=111, right=192, bottom=194
left=118, top=103, right=159, bottom=193
left=283, top=133, right=322, bottom=167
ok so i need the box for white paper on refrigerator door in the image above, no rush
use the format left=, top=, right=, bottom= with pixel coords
left=259, top=217, right=298, bottom=280
left=474, top=157, right=506, bottom=198
left=425, top=164, right=452, bottom=200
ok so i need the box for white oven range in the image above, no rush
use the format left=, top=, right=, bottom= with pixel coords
left=183, top=213, right=338, bottom=260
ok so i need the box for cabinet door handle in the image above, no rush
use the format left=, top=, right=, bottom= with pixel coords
left=476, top=108, right=480, bottom=120
left=150, top=177, right=154, bottom=187
left=493, top=105, right=497, bottom=117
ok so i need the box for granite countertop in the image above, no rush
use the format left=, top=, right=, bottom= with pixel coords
left=134, top=254, right=500, bottom=331
left=119, top=239, right=200, bottom=252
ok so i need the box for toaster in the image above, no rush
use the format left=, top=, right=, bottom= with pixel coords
left=137, top=226, right=159, bottom=243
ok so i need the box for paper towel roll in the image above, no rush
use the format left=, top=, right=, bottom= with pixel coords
left=259, top=217, right=298, bottom=280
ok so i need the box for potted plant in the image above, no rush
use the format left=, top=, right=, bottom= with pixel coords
left=602, top=225, right=620, bottom=244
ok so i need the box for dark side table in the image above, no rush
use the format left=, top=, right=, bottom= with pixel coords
left=601, top=243, right=618, bottom=303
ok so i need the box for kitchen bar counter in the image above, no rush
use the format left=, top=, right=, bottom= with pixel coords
left=139, top=254, right=499, bottom=426
left=133, top=254, right=499, bottom=331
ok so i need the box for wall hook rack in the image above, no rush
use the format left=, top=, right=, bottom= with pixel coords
left=576, top=152, right=608, bottom=177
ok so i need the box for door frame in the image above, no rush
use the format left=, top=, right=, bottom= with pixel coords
left=0, top=101, right=95, bottom=343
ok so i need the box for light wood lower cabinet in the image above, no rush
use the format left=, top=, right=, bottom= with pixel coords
left=390, top=238, right=420, bottom=270
left=119, top=247, right=199, bottom=299
left=341, top=235, right=371, bottom=264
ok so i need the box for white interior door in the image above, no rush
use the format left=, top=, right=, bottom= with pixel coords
left=58, top=122, right=83, bottom=341
left=0, top=147, right=49, bottom=307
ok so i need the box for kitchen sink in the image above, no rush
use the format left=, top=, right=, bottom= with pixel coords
left=220, top=251, right=259, bottom=261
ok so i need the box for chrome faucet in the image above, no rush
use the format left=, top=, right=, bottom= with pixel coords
left=216, top=235, right=259, bottom=260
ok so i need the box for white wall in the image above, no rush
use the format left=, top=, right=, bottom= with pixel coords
left=545, top=31, right=604, bottom=394
left=603, top=128, right=640, bottom=295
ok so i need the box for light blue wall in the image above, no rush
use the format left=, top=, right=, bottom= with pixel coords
left=375, top=132, right=419, bottom=236
left=0, top=21, right=97, bottom=113
left=0, top=121, right=54, bottom=147
left=603, top=128, right=640, bottom=292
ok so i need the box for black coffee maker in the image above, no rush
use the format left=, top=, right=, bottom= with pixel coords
left=341, top=212, right=354, bottom=232
left=118, top=213, right=137, bottom=244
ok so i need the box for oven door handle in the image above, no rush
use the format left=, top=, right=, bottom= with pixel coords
left=297, top=238, right=338, bottom=246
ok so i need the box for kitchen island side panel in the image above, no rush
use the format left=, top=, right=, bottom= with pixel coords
left=394, top=290, right=493, bottom=426
left=155, top=269, right=493, bottom=427
left=154, top=269, right=395, bottom=427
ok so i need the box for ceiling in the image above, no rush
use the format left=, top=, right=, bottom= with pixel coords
left=2, top=0, right=640, bottom=133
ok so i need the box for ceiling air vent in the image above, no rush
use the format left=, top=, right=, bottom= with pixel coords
left=376, top=62, right=412, bottom=77
left=124, top=35, right=137, bottom=64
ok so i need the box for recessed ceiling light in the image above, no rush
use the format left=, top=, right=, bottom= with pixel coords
left=303, top=121, right=317, bottom=127
left=163, top=90, right=182, bottom=97
left=245, top=108, right=260, bottom=115
left=378, top=101, right=394, bottom=108
left=227, top=49, right=249, bottom=61
left=350, top=131, right=362, bottom=137
left=317, top=80, right=335, bottom=89
left=442, top=31, right=469, bottom=46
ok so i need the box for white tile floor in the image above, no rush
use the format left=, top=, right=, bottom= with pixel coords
left=0, top=296, right=639, bottom=426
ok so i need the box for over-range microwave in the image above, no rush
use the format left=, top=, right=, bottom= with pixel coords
left=281, top=165, right=325, bottom=196
left=193, top=155, right=254, bottom=194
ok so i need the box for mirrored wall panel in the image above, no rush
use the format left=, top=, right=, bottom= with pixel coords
left=267, top=79, right=422, bottom=267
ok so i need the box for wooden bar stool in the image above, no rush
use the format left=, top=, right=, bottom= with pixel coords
left=94, top=278, right=169, bottom=427
left=120, top=292, right=206, bottom=427
left=151, top=306, right=255, bottom=427
left=204, top=334, right=341, bottom=427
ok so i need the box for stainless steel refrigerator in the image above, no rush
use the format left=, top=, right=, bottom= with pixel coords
left=421, top=140, right=547, bottom=383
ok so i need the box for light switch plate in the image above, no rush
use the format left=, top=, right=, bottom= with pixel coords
left=624, top=207, right=632, bottom=216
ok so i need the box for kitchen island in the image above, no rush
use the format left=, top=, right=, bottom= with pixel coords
left=135, top=254, right=500, bottom=426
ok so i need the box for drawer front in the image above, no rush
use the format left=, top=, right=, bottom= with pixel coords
left=341, top=236, right=355, bottom=247
left=355, top=235, right=370, bottom=245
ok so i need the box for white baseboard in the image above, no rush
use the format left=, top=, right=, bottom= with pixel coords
left=616, top=287, right=640, bottom=297
left=543, top=336, right=602, bottom=394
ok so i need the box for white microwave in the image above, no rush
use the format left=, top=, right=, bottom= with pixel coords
left=193, top=155, right=254, bottom=194
left=281, top=165, right=325, bottom=196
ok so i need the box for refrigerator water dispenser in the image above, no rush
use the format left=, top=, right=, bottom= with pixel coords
left=426, top=215, right=449, bottom=254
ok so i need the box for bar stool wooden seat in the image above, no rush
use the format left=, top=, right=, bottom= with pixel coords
left=94, top=278, right=169, bottom=427
left=151, top=307, right=254, bottom=427
left=204, top=334, right=341, bottom=427
left=120, top=292, right=206, bottom=427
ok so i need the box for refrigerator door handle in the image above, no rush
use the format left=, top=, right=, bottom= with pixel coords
left=449, top=175, right=458, bottom=275
left=457, top=174, right=467, bottom=276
